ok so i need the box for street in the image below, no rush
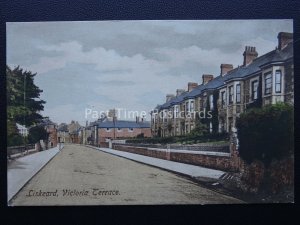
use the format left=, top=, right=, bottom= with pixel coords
left=10, top=144, right=242, bottom=205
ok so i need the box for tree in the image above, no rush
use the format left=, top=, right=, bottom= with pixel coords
left=7, top=65, right=46, bottom=146
left=28, top=126, right=49, bottom=151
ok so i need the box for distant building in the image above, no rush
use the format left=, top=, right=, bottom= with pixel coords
left=39, top=118, right=58, bottom=148
left=57, top=123, right=70, bottom=143
left=97, top=118, right=152, bottom=143
left=16, top=123, right=28, bottom=137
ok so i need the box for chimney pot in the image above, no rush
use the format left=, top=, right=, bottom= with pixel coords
left=220, top=64, right=233, bottom=76
left=202, top=74, right=214, bottom=84
left=277, top=32, right=293, bottom=50
left=188, top=82, right=198, bottom=92
left=243, top=46, right=258, bottom=66
left=176, top=89, right=185, bottom=96
left=166, top=94, right=175, bottom=102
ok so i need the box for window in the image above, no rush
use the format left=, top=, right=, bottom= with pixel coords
left=199, top=99, right=203, bottom=110
left=221, top=91, right=226, bottom=107
left=174, top=106, right=179, bottom=118
left=117, top=128, right=122, bottom=132
left=265, top=72, right=272, bottom=95
left=251, top=80, right=258, bottom=100
left=128, top=128, right=133, bottom=132
left=163, top=110, right=167, bottom=123
left=275, top=70, right=282, bottom=93
left=106, top=128, right=111, bottom=132
left=209, top=95, right=214, bottom=110
left=236, top=84, right=241, bottom=103
left=190, top=101, right=194, bottom=112
left=186, top=101, right=189, bottom=113
left=228, top=86, right=234, bottom=104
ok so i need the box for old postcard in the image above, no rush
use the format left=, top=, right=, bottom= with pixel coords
left=6, top=20, right=294, bottom=206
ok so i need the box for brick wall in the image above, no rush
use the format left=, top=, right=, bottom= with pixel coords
left=239, top=156, right=294, bottom=193
left=113, top=144, right=239, bottom=172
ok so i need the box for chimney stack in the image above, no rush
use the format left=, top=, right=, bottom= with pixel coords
left=188, top=82, right=198, bottom=92
left=243, top=46, right=258, bottom=66
left=202, top=74, right=214, bottom=85
left=220, top=64, right=233, bottom=76
left=166, top=94, right=175, bottom=102
left=277, top=32, right=293, bottom=50
left=176, top=89, right=185, bottom=96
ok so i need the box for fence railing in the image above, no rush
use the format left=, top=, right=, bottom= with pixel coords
left=113, top=142, right=230, bottom=153
left=7, top=144, right=35, bottom=158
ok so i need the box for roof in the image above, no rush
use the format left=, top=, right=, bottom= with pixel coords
left=224, top=42, right=293, bottom=82
left=98, top=120, right=151, bottom=129
left=154, top=42, right=293, bottom=109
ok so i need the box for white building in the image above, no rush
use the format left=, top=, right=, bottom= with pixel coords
left=16, top=123, right=28, bottom=137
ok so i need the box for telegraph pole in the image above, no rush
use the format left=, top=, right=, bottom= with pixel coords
left=23, top=73, right=27, bottom=153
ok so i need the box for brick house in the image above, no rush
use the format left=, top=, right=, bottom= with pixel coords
left=151, top=32, right=294, bottom=137
left=97, top=119, right=152, bottom=143
left=57, top=123, right=70, bottom=143
left=39, top=118, right=58, bottom=148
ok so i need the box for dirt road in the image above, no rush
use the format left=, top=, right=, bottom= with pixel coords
left=10, top=144, right=243, bottom=205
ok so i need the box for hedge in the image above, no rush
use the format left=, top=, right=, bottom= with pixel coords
left=236, top=103, right=294, bottom=165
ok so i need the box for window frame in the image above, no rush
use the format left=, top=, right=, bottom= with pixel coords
left=209, top=95, right=214, bottom=110
left=221, top=91, right=226, bottom=108
left=236, top=84, right=241, bottom=103
left=275, top=70, right=282, bottom=93
left=264, top=72, right=272, bottom=95
left=228, top=85, right=234, bottom=104
left=190, top=100, right=194, bottom=112
left=251, top=80, right=258, bottom=100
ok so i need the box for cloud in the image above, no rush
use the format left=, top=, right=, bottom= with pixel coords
left=6, top=20, right=293, bottom=123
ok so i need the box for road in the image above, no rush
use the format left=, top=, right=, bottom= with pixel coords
left=10, top=144, right=242, bottom=205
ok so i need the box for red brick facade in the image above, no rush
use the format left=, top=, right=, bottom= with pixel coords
left=98, top=127, right=151, bottom=143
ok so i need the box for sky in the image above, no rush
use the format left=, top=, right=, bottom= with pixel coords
left=7, top=20, right=293, bottom=125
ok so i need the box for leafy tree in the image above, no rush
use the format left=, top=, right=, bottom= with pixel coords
left=7, top=65, right=46, bottom=145
left=28, top=126, right=49, bottom=150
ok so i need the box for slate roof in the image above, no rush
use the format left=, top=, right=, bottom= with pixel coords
left=98, top=120, right=151, bottom=129
left=57, top=125, right=68, bottom=132
left=155, top=42, right=293, bottom=109
left=224, top=43, right=293, bottom=82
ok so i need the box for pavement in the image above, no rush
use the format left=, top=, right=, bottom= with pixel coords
left=7, top=146, right=60, bottom=203
left=8, top=149, right=37, bottom=160
left=90, top=146, right=226, bottom=181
